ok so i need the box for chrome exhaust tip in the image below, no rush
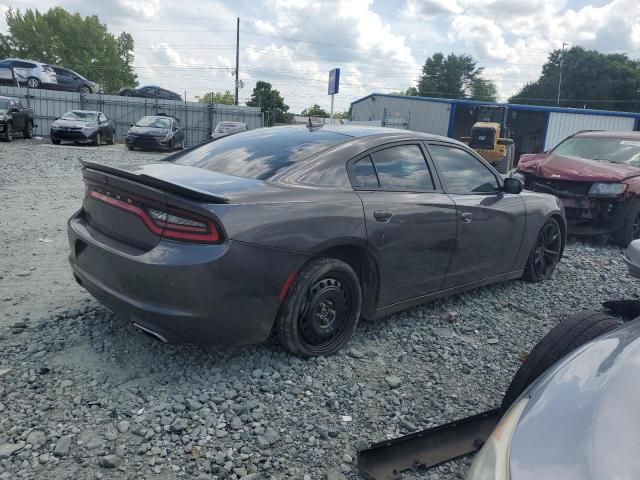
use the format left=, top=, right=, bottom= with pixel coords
left=132, top=323, right=169, bottom=343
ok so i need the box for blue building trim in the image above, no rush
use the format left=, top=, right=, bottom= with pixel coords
left=541, top=112, right=551, bottom=151
left=351, top=93, right=640, bottom=120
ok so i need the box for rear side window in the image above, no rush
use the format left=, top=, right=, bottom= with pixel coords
left=371, top=144, right=435, bottom=191
left=16, top=61, right=35, bottom=68
left=173, top=127, right=349, bottom=180
left=350, top=156, right=379, bottom=189
left=429, top=144, right=500, bottom=194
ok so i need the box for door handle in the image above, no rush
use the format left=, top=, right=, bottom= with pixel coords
left=374, top=210, right=393, bottom=222
left=460, top=212, right=473, bottom=223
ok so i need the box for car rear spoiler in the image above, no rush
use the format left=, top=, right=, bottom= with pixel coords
left=357, top=408, right=501, bottom=479
left=79, top=160, right=229, bottom=204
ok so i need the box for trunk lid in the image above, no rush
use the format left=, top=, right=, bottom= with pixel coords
left=519, top=153, right=640, bottom=182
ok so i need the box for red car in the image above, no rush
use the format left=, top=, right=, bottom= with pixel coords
left=516, top=130, right=640, bottom=246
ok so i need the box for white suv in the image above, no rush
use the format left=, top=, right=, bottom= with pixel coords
left=0, top=58, right=58, bottom=89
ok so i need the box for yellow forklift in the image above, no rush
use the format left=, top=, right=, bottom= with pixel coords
left=461, top=105, right=515, bottom=174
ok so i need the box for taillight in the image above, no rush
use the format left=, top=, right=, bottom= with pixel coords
left=86, top=185, right=222, bottom=244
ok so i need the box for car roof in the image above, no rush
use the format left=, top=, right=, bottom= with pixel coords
left=2, top=58, right=44, bottom=64
left=218, top=121, right=246, bottom=125
left=65, top=110, right=102, bottom=114
left=293, top=124, right=463, bottom=144
left=573, top=130, right=640, bottom=140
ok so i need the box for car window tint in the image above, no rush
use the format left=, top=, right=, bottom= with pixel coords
left=174, top=127, right=349, bottom=180
left=351, top=156, right=379, bottom=189
left=429, top=144, right=500, bottom=194
left=371, top=145, right=434, bottom=191
left=17, top=62, right=35, bottom=68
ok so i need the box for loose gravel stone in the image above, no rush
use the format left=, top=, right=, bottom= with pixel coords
left=1, top=140, right=637, bottom=479
left=53, top=436, right=72, bottom=457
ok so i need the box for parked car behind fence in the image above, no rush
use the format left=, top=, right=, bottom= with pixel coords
left=118, top=85, right=182, bottom=101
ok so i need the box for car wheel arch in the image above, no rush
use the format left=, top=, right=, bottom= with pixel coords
left=549, top=212, right=567, bottom=256
left=307, top=244, right=380, bottom=320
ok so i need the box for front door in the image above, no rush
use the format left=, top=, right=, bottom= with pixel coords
left=427, top=143, right=526, bottom=288
left=350, top=143, right=458, bottom=307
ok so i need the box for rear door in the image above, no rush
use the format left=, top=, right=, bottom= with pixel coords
left=427, top=143, right=526, bottom=288
left=351, top=143, right=457, bottom=306
left=52, top=67, right=77, bottom=91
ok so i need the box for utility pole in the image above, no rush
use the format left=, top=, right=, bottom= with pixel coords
left=235, top=17, right=240, bottom=106
left=556, top=42, right=568, bottom=106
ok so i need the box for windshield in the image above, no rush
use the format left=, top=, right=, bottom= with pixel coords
left=136, top=116, right=171, bottom=128
left=553, top=137, right=640, bottom=166
left=174, top=127, right=348, bottom=180
left=0, top=99, right=9, bottom=110
left=60, top=111, right=98, bottom=122
left=214, top=123, right=245, bottom=133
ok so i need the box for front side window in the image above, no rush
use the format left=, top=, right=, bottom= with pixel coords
left=429, top=144, right=500, bottom=194
left=371, top=144, right=434, bottom=191
left=99, top=113, right=107, bottom=123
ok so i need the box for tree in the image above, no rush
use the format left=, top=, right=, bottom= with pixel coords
left=0, top=34, right=13, bottom=58
left=417, top=53, right=493, bottom=100
left=301, top=104, right=329, bottom=117
left=3, top=7, right=137, bottom=94
left=390, top=87, right=419, bottom=96
left=199, top=90, right=235, bottom=105
left=509, top=46, right=640, bottom=111
left=470, top=78, right=498, bottom=101
left=246, top=81, right=289, bottom=126
left=334, top=110, right=350, bottom=120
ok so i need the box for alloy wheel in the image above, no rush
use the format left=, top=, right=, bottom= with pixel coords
left=532, top=221, right=561, bottom=278
left=27, top=78, right=39, bottom=88
left=298, top=275, right=355, bottom=355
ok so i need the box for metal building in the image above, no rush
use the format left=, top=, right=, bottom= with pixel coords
left=350, top=93, right=640, bottom=156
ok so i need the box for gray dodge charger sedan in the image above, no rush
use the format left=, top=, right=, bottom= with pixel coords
left=67, top=125, right=566, bottom=356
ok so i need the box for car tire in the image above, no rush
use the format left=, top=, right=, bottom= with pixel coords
left=78, top=85, right=91, bottom=94
left=4, top=122, right=13, bottom=142
left=501, top=311, right=623, bottom=410
left=523, top=217, right=562, bottom=282
left=178, top=138, right=185, bottom=150
left=23, top=121, right=33, bottom=139
left=612, top=200, right=640, bottom=247
left=51, top=138, right=61, bottom=145
left=128, top=145, right=134, bottom=151
left=494, top=144, right=514, bottom=174
left=107, top=132, right=115, bottom=145
left=277, top=258, right=362, bottom=357
left=27, top=77, right=40, bottom=89
left=93, top=133, right=101, bottom=147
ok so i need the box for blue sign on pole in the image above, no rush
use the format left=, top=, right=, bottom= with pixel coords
left=328, top=68, right=340, bottom=95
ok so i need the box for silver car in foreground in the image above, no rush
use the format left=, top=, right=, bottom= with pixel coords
left=467, top=240, right=640, bottom=480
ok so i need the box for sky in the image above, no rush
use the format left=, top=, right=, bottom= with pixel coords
left=1, top=0, right=639, bottom=113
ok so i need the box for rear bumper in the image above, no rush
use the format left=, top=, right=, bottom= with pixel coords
left=67, top=211, right=308, bottom=346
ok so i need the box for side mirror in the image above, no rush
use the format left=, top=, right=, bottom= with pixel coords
left=54, top=116, right=59, bottom=120
left=10, top=107, right=19, bottom=113
left=503, top=177, right=524, bottom=194
left=129, top=123, right=134, bottom=127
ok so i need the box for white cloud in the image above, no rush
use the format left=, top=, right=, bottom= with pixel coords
left=404, top=0, right=463, bottom=17
left=253, top=20, right=275, bottom=34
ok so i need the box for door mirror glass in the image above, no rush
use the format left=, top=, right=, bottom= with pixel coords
left=503, top=177, right=524, bottom=194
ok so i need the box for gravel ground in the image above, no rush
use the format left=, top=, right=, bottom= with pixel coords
left=0, top=139, right=638, bottom=480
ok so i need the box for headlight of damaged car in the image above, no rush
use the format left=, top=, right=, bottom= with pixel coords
left=466, top=397, right=529, bottom=480
left=589, top=182, right=626, bottom=197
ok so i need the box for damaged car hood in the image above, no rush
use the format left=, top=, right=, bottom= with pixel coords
left=518, top=153, right=640, bottom=182
left=509, top=320, right=640, bottom=480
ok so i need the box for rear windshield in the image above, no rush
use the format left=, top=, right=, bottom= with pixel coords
left=174, top=127, right=349, bottom=180
left=553, top=136, right=640, bottom=166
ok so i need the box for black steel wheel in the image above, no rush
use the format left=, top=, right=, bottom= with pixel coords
left=524, top=218, right=562, bottom=282
left=613, top=200, right=640, bottom=247
left=277, top=258, right=361, bottom=357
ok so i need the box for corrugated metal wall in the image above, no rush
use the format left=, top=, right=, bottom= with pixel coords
left=545, top=112, right=636, bottom=150
left=0, top=86, right=263, bottom=146
left=350, top=96, right=451, bottom=136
